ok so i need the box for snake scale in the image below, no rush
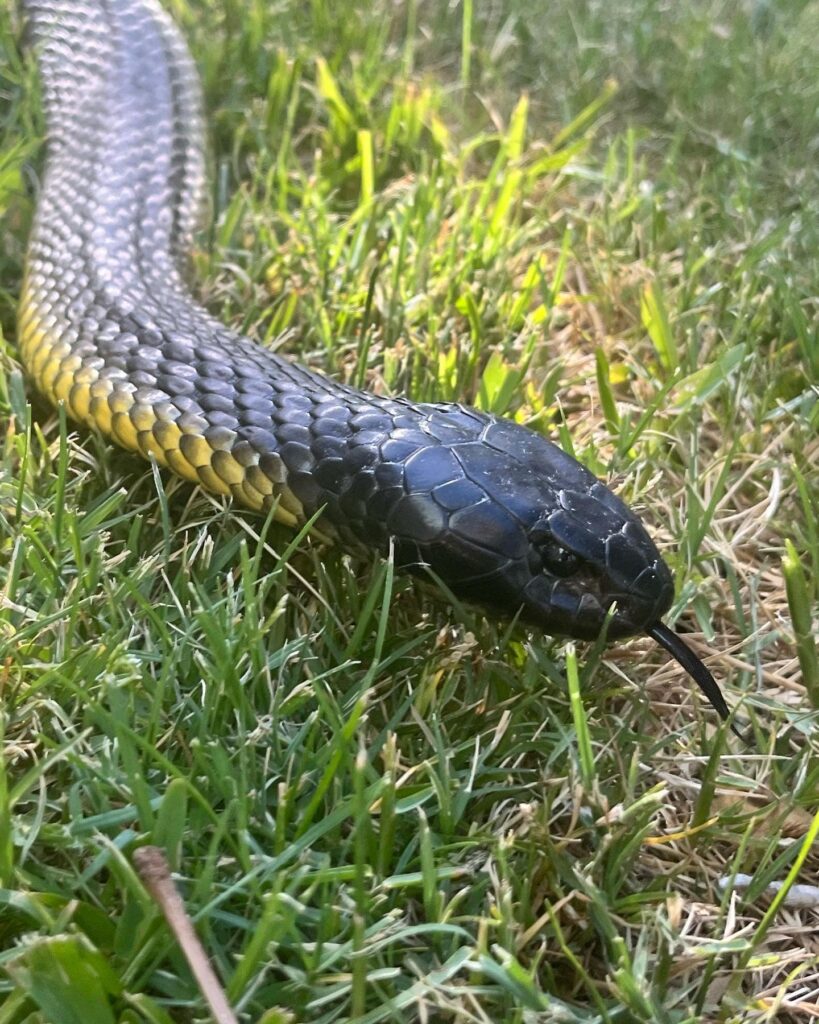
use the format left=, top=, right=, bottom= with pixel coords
left=18, top=0, right=735, bottom=729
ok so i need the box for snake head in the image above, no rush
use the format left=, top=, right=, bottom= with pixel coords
left=517, top=482, right=675, bottom=640
left=390, top=413, right=674, bottom=641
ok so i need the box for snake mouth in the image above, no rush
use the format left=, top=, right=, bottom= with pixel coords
left=647, top=621, right=743, bottom=739
left=519, top=566, right=674, bottom=642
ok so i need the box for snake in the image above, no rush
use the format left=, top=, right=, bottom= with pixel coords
left=17, top=0, right=736, bottom=730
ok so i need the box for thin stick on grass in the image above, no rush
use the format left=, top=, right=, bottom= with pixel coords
left=133, top=845, right=239, bottom=1024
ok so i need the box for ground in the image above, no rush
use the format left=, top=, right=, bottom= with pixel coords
left=0, top=0, right=818, bottom=1021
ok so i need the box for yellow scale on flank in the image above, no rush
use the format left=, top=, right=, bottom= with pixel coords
left=18, top=278, right=303, bottom=527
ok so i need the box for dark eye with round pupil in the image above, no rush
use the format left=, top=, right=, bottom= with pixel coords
left=537, top=537, right=581, bottom=578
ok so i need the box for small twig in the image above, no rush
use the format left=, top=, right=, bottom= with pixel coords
left=133, top=845, right=239, bottom=1024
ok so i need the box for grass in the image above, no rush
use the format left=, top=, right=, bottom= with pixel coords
left=1, top=0, right=818, bottom=1020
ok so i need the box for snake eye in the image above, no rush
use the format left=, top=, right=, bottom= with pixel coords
left=530, top=524, right=582, bottom=578
left=539, top=540, right=581, bottom=578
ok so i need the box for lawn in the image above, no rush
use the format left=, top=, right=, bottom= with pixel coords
left=1, top=0, right=818, bottom=1021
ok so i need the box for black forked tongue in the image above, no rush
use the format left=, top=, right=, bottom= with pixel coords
left=648, top=621, right=744, bottom=741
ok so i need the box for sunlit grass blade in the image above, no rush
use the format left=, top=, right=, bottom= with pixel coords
left=640, top=279, right=678, bottom=373
left=782, top=538, right=819, bottom=707
left=566, top=643, right=595, bottom=794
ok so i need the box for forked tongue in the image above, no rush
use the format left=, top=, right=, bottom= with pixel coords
left=647, top=621, right=744, bottom=741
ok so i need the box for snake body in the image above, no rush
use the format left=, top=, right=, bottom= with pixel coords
left=18, top=0, right=735, bottom=724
